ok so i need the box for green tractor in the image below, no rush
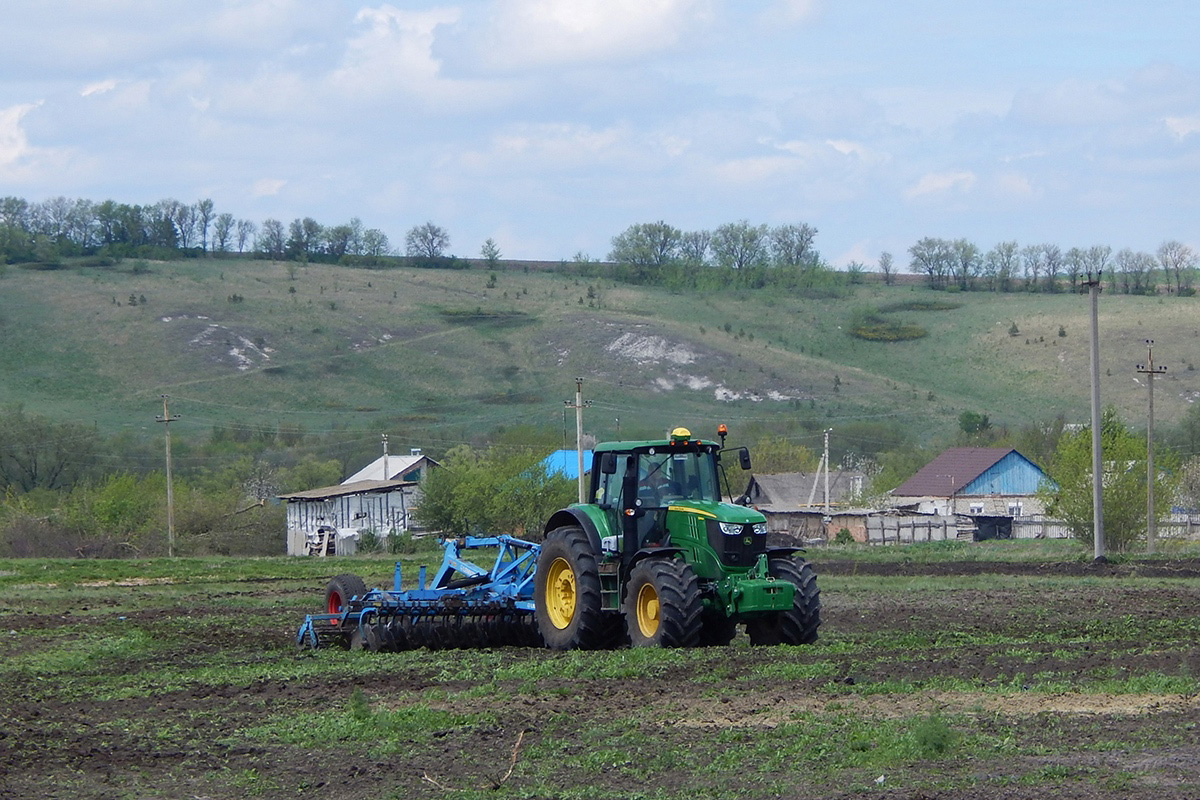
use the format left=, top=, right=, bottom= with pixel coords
left=535, top=425, right=820, bottom=649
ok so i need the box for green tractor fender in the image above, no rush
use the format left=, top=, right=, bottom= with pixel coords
left=542, top=506, right=609, bottom=554
left=628, top=546, right=686, bottom=568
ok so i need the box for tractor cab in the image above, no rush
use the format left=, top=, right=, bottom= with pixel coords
left=587, top=427, right=764, bottom=577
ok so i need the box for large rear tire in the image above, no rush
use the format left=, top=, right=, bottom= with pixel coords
left=622, top=559, right=702, bottom=648
left=746, top=557, right=821, bottom=646
left=535, top=526, right=608, bottom=650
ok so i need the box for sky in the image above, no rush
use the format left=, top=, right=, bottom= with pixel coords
left=3, top=0, right=1200, bottom=267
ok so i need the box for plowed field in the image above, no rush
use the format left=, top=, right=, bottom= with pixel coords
left=4, top=555, right=1200, bottom=799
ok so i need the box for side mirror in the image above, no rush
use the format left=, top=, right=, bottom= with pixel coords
left=738, top=448, right=752, bottom=471
left=600, top=452, right=617, bottom=475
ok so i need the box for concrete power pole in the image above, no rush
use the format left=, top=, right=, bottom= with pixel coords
left=564, top=378, right=590, bottom=503
left=822, top=428, right=832, bottom=520
left=1136, top=340, right=1167, bottom=554
left=156, top=395, right=181, bottom=557
left=382, top=433, right=390, bottom=482
left=1085, top=272, right=1105, bottom=561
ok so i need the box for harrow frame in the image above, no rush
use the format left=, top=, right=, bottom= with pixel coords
left=296, top=534, right=541, bottom=651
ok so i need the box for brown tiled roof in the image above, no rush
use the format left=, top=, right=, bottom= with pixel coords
left=891, top=448, right=1014, bottom=497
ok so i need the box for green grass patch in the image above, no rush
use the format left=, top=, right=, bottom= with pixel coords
left=242, top=688, right=493, bottom=754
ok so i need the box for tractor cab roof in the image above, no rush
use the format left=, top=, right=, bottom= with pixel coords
left=593, top=430, right=719, bottom=454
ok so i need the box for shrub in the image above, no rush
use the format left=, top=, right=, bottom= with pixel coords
left=913, top=714, right=954, bottom=755
left=848, top=311, right=927, bottom=342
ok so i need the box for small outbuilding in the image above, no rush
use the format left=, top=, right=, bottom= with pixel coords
left=279, top=479, right=420, bottom=556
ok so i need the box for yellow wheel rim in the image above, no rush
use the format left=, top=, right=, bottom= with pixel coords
left=544, top=557, right=577, bottom=630
left=635, top=583, right=660, bottom=638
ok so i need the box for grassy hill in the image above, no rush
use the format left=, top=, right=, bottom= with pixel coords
left=2, top=258, right=1197, bottom=456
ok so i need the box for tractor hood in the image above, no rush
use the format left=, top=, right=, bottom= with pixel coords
left=664, top=499, right=765, bottom=525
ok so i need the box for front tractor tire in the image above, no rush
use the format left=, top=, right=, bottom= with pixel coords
left=622, top=559, right=702, bottom=648
left=746, top=557, right=821, bottom=646
left=535, top=526, right=609, bottom=650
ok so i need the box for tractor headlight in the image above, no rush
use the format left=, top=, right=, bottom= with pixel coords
left=719, top=522, right=743, bottom=536
left=752, top=523, right=768, bottom=536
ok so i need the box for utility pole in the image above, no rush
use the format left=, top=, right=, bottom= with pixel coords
left=382, top=433, right=390, bottom=482
left=822, top=428, right=832, bottom=520
left=156, top=395, right=180, bottom=557
left=1085, top=271, right=1105, bottom=560
left=1137, top=339, right=1167, bottom=554
left=564, top=378, right=590, bottom=503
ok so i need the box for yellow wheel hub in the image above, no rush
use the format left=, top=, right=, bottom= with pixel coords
left=544, top=557, right=577, bottom=630
left=635, top=583, right=661, bottom=638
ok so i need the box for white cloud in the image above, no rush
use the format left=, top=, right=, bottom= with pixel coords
left=760, top=0, right=820, bottom=25
left=1165, top=115, right=1200, bottom=140
left=995, top=172, right=1035, bottom=198
left=480, top=0, right=710, bottom=70
left=0, top=103, right=38, bottom=172
left=905, top=171, right=976, bottom=199
left=832, top=241, right=874, bottom=268
left=712, top=155, right=803, bottom=185
left=326, top=5, right=504, bottom=109
left=463, top=122, right=631, bottom=173
left=81, top=79, right=117, bottom=97
left=252, top=178, right=287, bottom=197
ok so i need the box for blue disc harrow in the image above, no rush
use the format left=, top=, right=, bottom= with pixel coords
left=296, top=535, right=542, bottom=651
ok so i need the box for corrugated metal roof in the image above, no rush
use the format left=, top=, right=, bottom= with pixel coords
left=343, top=454, right=437, bottom=484
left=747, top=471, right=867, bottom=509
left=543, top=449, right=593, bottom=480
left=278, top=479, right=417, bottom=501
left=892, top=448, right=1025, bottom=497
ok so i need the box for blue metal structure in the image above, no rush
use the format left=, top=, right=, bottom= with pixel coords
left=296, top=535, right=542, bottom=651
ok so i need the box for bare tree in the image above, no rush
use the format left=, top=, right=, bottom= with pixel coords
left=1085, top=244, right=1112, bottom=284
left=257, top=218, right=285, bottom=260
left=1157, top=240, right=1196, bottom=294
left=1020, top=244, right=1044, bottom=290
left=196, top=198, right=214, bottom=253
left=235, top=219, right=256, bottom=253
left=1064, top=246, right=1086, bottom=290
left=362, top=228, right=391, bottom=258
left=984, top=241, right=1020, bottom=292
left=1041, top=243, right=1063, bottom=292
left=878, top=251, right=895, bottom=285
left=405, top=221, right=450, bottom=258
left=213, top=213, right=235, bottom=253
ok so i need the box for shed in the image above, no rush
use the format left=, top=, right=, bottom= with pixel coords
left=279, top=479, right=419, bottom=556
left=744, top=471, right=869, bottom=542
